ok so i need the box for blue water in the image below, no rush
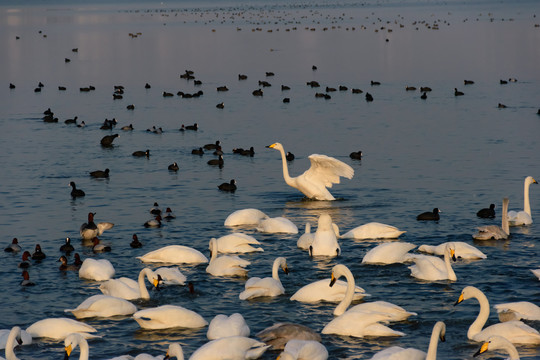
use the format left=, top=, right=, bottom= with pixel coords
left=1, top=0, right=539, bottom=358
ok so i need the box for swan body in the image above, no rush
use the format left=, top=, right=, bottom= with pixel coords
left=309, top=214, right=340, bottom=257
left=26, top=318, right=98, bottom=340
left=65, top=295, right=137, bottom=319
left=322, top=264, right=407, bottom=337
left=455, top=286, right=540, bottom=344
left=99, top=268, right=160, bottom=300
left=64, top=333, right=89, bottom=360
left=0, top=327, right=31, bottom=351
left=369, top=321, right=446, bottom=360
left=190, top=336, right=269, bottom=360
left=207, top=238, right=251, bottom=277
left=362, top=242, right=417, bottom=264
left=494, top=301, right=540, bottom=322
left=80, top=213, right=114, bottom=240
left=267, top=142, right=354, bottom=201
left=341, top=222, right=406, bottom=240
left=137, top=245, right=208, bottom=265
left=207, top=313, right=250, bottom=340
left=133, top=305, right=207, bottom=330
left=154, top=267, right=186, bottom=285
left=78, top=258, right=115, bottom=281
left=474, top=335, right=520, bottom=360
left=256, top=323, right=321, bottom=350
left=239, top=257, right=288, bottom=300
left=224, top=208, right=269, bottom=226
left=474, top=198, right=510, bottom=240
left=507, top=176, right=537, bottom=226
left=213, top=233, right=263, bottom=253
left=278, top=340, right=328, bottom=360
left=257, top=217, right=298, bottom=234
left=296, top=223, right=314, bottom=249
left=408, top=244, right=457, bottom=281
left=290, top=279, right=368, bottom=303
left=419, top=241, right=486, bottom=259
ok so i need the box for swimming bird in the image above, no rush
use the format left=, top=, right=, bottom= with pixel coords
left=473, top=335, right=520, bottom=360
left=464, top=79, right=475, bottom=85
left=120, top=124, right=133, bottom=130
left=190, top=336, right=268, bottom=360
left=153, top=267, right=186, bottom=285
left=206, top=238, right=250, bottom=277
left=286, top=152, right=295, bottom=161
left=26, top=318, right=98, bottom=340
left=257, top=217, right=298, bottom=234
left=69, top=181, right=85, bottom=198
left=4, top=238, right=21, bottom=253
left=89, top=168, right=110, bottom=178
left=224, top=208, right=269, bottom=226
left=455, top=286, right=540, bottom=344
left=257, top=323, right=321, bottom=350
left=18, top=251, right=31, bottom=268
left=132, top=149, right=150, bottom=157
left=418, top=241, right=486, bottom=259
left=149, top=202, right=161, bottom=215
left=369, top=321, right=446, bottom=360
left=213, top=233, right=264, bottom=253
left=191, top=147, right=204, bottom=155
left=349, top=151, right=362, bottom=160
left=239, top=257, right=288, bottom=300
left=266, top=142, right=354, bottom=200
left=137, top=245, right=208, bottom=265
left=64, top=116, right=78, bottom=124
left=73, top=253, right=82, bottom=267
left=133, top=304, right=208, bottom=330
left=477, top=203, right=495, bottom=218
left=185, top=123, right=198, bottom=130
left=78, top=258, right=115, bottom=281
left=168, top=162, right=179, bottom=171
left=58, top=256, right=78, bottom=271
left=421, top=92, right=427, bottom=99
left=340, top=222, right=406, bottom=239
left=99, top=268, right=161, bottom=300
left=144, top=215, right=162, bottom=228
left=0, top=326, right=31, bottom=355
left=203, top=140, right=220, bottom=150
left=417, top=208, right=440, bottom=221
left=473, top=197, right=509, bottom=240
left=65, top=294, right=137, bottom=319
left=60, top=237, right=75, bottom=253
left=80, top=212, right=114, bottom=240
left=494, top=301, right=540, bottom=322
left=100, top=134, right=119, bottom=147
left=92, top=237, right=111, bottom=252
left=365, top=92, right=374, bottom=101
left=362, top=242, right=417, bottom=265
left=218, top=179, right=237, bottom=192
left=31, top=244, right=46, bottom=260
left=309, top=213, right=340, bottom=257
left=507, top=176, right=537, bottom=226
left=207, top=155, right=224, bottom=166
left=278, top=339, right=328, bottom=360
left=20, top=270, right=35, bottom=286
left=454, top=88, right=464, bottom=96
left=164, top=208, right=175, bottom=220
left=207, top=313, right=250, bottom=340
left=408, top=244, right=457, bottom=281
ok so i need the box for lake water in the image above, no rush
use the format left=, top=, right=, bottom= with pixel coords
left=1, top=0, right=539, bottom=358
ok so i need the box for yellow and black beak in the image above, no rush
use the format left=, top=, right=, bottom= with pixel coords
left=283, top=266, right=289, bottom=275
left=451, top=249, right=457, bottom=262
left=454, top=293, right=464, bottom=306
left=64, top=344, right=73, bottom=360
left=329, top=273, right=337, bottom=287
left=266, top=143, right=277, bottom=149
left=473, top=341, right=489, bottom=357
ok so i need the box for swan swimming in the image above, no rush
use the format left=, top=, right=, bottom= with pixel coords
left=256, top=217, right=298, bottom=234
left=473, top=198, right=510, bottom=240
left=136, top=245, right=208, bottom=265
left=369, top=321, right=446, bottom=360
left=78, top=258, right=115, bottom=281
left=494, top=301, right=540, bottom=322
left=419, top=241, right=486, bottom=260
left=309, top=214, right=340, bottom=257
left=132, top=304, right=208, bottom=330
left=26, top=318, right=99, bottom=340
left=213, top=233, right=263, bottom=253
left=290, top=276, right=369, bottom=303
left=408, top=244, right=457, bottom=281
left=455, top=286, right=540, bottom=344
left=266, top=142, right=354, bottom=201
left=473, top=335, right=520, bottom=360
left=189, top=336, right=269, bottom=360
left=507, top=176, right=537, bottom=226
left=278, top=339, right=328, bottom=360
left=224, top=208, right=269, bottom=226
left=362, top=242, right=417, bottom=265
left=99, top=268, right=161, bottom=300
left=257, top=323, right=321, bottom=350
left=206, top=238, right=251, bottom=277
left=207, top=313, right=250, bottom=340
left=239, top=257, right=288, bottom=300
left=65, top=295, right=137, bottom=319
left=340, top=222, right=406, bottom=240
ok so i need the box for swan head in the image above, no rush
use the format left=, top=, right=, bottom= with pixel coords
left=64, top=333, right=84, bottom=359
left=454, top=285, right=480, bottom=306
left=525, top=176, right=538, bottom=186
left=317, top=213, right=333, bottom=231
left=276, top=257, right=289, bottom=275
left=164, top=342, right=184, bottom=360
left=329, top=264, right=349, bottom=287
left=266, top=142, right=283, bottom=151
left=473, top=336, right=516, bottom=358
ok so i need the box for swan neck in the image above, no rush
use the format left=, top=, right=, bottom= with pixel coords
left=272, top=259, right=282, bottom=284
left=524, top=180, right=532, bottom=216
left=425, top=323, right=443, bottom=360
left=468, top=289, right=490, bottom=340
left=210, top=240, right=218, bottom=263
left=79, top=338, right=90, bottom=360
left=505, top=342, right=520, bottom=360
left=277, top=146, right=293, bottom=186
left=333, top=267, right=355, bottom=316
left=5, top=327, right=21, bottom=360
left=444, top=248, right=456, bottom=281
left=502, top=198, right=509, bottom=235
left=138, top=268, right=151, bottom=299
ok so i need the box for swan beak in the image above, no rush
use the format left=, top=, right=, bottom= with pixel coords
left=454, top=293, right=464, bottom=306
left=440, top=333, right=446, bottom=342
left=473, top=341, right=489, bottom=357
left=64, top=344, right=73, bottom=359
left=283, top=266, right=289, bottom=275
left=164, top=352, right=170, bottom=360
left=329, top=273, right=337, bottom=287
left=266, top=143, right=276, bottom=149
left=450, top=249, right=456, bottom=262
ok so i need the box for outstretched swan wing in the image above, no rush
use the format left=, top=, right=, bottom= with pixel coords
left=304, top=155, right=354, bottom=187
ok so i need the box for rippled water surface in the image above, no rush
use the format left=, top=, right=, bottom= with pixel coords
left=1, top=0, right=539, bottom=358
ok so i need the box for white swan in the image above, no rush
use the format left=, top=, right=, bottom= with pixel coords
left=532, top=269, right=540, bottom=280
left=297, top=223, right=314, bottom=249
left=419, top=241, right=486, bottom=259
left=132, top=304, right=207, bottom=330
left=321, top=264, right=408, bottom=337
left=309, top=214, right=340, bottom=257
left=369, top=321, right=446, bottom=360
left=290, top=277, right=368, bottom=303
left=474, top=335, right=520, bottom=360
left=239, top=257, right=288, bottom=300
left=136, top=245, right=208, bottom=265
left=362, top=242, right=417, bottom=265
left=494, top=301, right=540, bottom=322
left=110, top=343, right=184, bottom=360
left=278, top=339, right=328, bottom=360
left=455, top=286, right=540, bottom=344
left=206, top=238, right=251, bottom=277
left=190, top=336, right=269, bottom=360
left=224, top=208, right=269, bottom=226
left=2, top=326, right=24, bottom=360
left=207, top=313, right=250, bottom=340
left=80, top=212, right=114, bottom=240
left=256, top=323, right=321, bottom=350
left=99, top=268, right=160, bottom=300
left=78, top=258, right=115, bottom=281
left=257, top=217, right=298, bottom=234
left=341, top=222, right=406, bottom=240
left=65, top=295, right=137, bottom=319
left=266, top=142, right=354, bottom=201
left=213, top=233, right=263, bottom=253
left=26, top=318, right=98, bottom=340
left=507, top=176, right=537, bottom=226
left=154, top=267, right=186, bottom=285
left=64, top=333, right=90, bottom=360
left=0, top=328, right=31, bottom=351
left=473, top=198, right=510, bottom=240
left=408, top=244, right=457, bottom=281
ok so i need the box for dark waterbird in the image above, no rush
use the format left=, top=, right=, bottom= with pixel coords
left=69, top=181, right=85, bottom=198
left=132, top=149, right=150, bottom=158
left=100, top=134, right=119, bottom=147
left=218, top=179, right=237, bottom=192
left=477, top=204, right=495, bottom=218
left=417, top=208, right=441, bottom=221
left=90, top=168, right=110, bottom=178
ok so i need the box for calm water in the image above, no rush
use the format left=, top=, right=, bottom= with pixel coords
left=1, top=0, right=539, bottom=358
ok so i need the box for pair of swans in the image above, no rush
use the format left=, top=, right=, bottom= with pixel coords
left=136, top=245, right=208, bottom=265
left=78, top=258, right=115, bottom=281
left=321, top=264, right=415, bottom=337
left=455, top=286, right=540, bottom=344
left=267, top=142, right=354, bottom=201
left=223, top=208, right=298, bottom=234
left=507, top=176, right=537, bottom=226
left=369, top=321, right=446, bottom=360
left=277, top=339, right=328, bottom=360
left=206, top=238, right=251, bottom=277
left=239, top=257, right=288, bottom=300
left=473, top=198, right=510, bottom=240
left=408, top=244, right=457, bottom=281
left=99, top=268, right=161, bottom=300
